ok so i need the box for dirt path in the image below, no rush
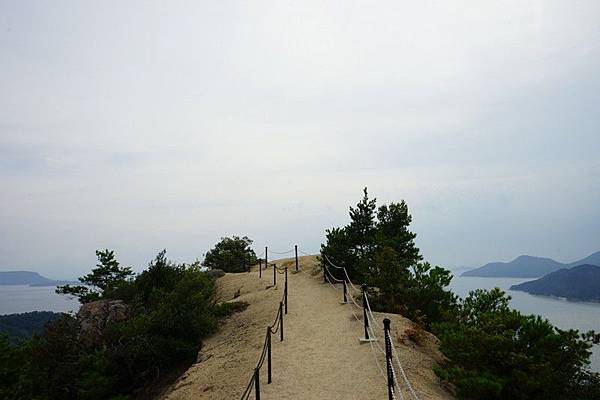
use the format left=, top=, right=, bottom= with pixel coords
left=161, top=256, right=453, bottom=400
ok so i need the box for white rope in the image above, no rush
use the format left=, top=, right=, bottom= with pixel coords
left=368, top=334, right=387, bottom=379
left=297, top=248, right=314, bottom=256
left=322, top=253, right=345, bottom=269
left=324, top=265, right=344, bottom=283
left=364, top=293, right=383, bottom=330
left=390, top=362, right=405, bottom=400
left=392, top=342, right=420, bottom=400
left=268, top=249, right=294, bottom=255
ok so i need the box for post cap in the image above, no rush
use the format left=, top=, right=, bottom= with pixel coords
left=361, top=283, right=368, bottom=290
left=383, top=318, right=391, bottom=329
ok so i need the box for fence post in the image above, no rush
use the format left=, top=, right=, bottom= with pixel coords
left=279, top=301, right=284, bottom=341
left=267, top=327, right=272, bottom=384
left=342, top=278, right=348, bottom=304
left=295, top=245, right=299, bottom=271
left=259, top=258, right=262, bottom=278
left=284, top=267, right=288, bottom=315
left=265, top=247, right=268, bottom=269
left=383, top=318, right=394, bottom=400
left=362, top=284, right=370, bottom=340
left=273, top=263, right=276, bottom=286
left=254, top=367, right=261, bottom=400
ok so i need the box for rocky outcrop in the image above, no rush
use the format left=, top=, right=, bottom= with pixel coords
left=77, top=299, right=130, bottom=345
left=206, top=269, right=226, bottom=279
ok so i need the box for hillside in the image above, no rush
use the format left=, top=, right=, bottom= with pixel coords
left=0, top=311, right=64, bottom=342
left=0, top=271, right=75, bottom=286
left=462, top=250, right=600, bottom=278
left=160, top=256, right=453, bottom=400
left=510, top=264, right=600, bottom=302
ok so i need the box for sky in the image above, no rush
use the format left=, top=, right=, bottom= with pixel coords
left=1, top=0, right=599, bottom=279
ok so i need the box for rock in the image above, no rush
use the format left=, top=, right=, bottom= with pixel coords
left=207, top=269, right=225, bottom=278
left=77, top=299, right=130, bottom=345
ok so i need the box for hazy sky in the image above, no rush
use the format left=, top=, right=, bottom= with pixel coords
left=1, top=1, right=599, bottom=278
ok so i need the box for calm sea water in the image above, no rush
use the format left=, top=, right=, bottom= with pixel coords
left=0, top=285, right=80, bottom=315
left=450, top=275, right=600, bottom=372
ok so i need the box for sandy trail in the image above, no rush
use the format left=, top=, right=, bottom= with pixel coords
left=161, top=256, right=453, bottom=400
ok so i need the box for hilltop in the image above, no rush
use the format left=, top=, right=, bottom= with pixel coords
left=160, top=256, right=453, bottom=400
left=462, top=250, right=600, bottom=278
left=510, top=264, right=600, bottom=302
left=0, top=271, right=76, bottom=286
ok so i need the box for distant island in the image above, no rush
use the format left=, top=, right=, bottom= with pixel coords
left=0, top=271, right=76, bottom=287
left=510, top=264, right=600, bottom=302
left=462, top=250, right=600, bottom=278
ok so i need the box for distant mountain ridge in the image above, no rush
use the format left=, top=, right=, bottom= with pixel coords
left=462, top=250, right=600, bottom=278
left=0, top=271, right=76, bottom=286
left=510, top=264, right=600, bottom=302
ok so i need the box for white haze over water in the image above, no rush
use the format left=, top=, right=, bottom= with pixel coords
left=1, top=1, right=599, bottom=278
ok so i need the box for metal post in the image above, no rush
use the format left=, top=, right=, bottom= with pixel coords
left=259, top=258, right=262, bottom=278
left=343, top=278, right=348, bottom=304
left=362, top=284, right=370, bottom=340
left=295, top=245, right=298, bottom=271
left=254, top=367, right=260, bottom=400
left=279, top=301, right=284, bottom=341
left=284, top=267, right=288, bottom=314
left=267, top=327, right=272, bottom=384
left=265, top=246, right=268, bottom=269
left=383, top=318, right=394, bottom=400
left=273, top=263, right=276, bottom=286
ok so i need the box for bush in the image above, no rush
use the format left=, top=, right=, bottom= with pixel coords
left=1, top=249, right=247, bottom=400
left=432, top=288, right=600, bottom=399
left=203, top=236, right=257, bottom=273
left=321, top=188, right=456, bottom=327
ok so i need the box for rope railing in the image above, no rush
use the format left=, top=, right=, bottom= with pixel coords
left=239, top=247, right=292, bottom=400
left=254, top=245, right=421, bottom=400
left=304, top=247, right=421, bottom=400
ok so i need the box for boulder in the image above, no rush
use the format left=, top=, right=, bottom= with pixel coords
left=206, top=269, right=225, bottom=278
left=77, top=299, right=130, bottom=345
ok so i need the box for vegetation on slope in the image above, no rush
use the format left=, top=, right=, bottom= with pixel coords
left=0, top=249, right=245, bottom=400
left=321, top=188, right=600, bottom=399
left=320, top=187, right=456, bottom=328
left=0, top=311, right=63, bottom=343
left=510, top=264, right=600, bottom=302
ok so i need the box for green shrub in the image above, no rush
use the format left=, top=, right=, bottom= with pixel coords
left=432, top=288, right=600, bottom=399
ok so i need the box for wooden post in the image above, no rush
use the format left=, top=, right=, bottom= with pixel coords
left=254, top=367, right=260, bottom=400
left=295, top=245, right=298, bottom=271
left=284, top=267, right=288, bottom=314
left=279, top=301, right=284, bottom=341
left=362, top=284, right=370, bottom=340
left=267, top=327, right=272, bottom=384
left=384, top=318, right=394, bottom=400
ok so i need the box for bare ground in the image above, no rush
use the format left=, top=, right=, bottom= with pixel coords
left=160, top=256, right=454, bottom=400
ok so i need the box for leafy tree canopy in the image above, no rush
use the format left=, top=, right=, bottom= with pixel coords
left=320, top=188, right=455, bottom=327
left=56, top=249, right=134, bottom=304
left=203, top=236, right=257, bottom=273
left=433, top=288, right=600, bottom=400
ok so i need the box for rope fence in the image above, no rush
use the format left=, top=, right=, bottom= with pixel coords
left=238, top=244, right=421, bottom=399
left=305, top=248, right=422, bottom=400
left=241, top=258, right=288, bottom=400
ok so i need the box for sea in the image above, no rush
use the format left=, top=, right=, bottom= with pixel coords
left=0, top=285, right=80, bottom=315
left=450, top=274, right=600, bottom=372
